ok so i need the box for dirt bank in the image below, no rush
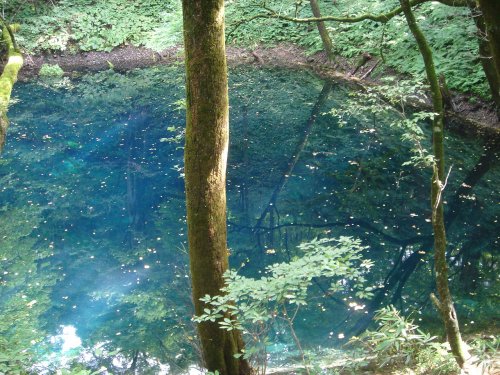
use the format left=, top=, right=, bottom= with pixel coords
left=18, top=43, right=500, bottom=135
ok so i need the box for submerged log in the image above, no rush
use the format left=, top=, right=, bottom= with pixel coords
left=254, top=81, right=332, bottom=230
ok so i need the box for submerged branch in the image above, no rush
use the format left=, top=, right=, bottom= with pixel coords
left=232, top=219, right=431, bottom=246
left=254, top=81, right=332, bottom=229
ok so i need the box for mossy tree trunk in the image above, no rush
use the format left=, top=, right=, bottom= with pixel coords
left=0, top=24, right=23, bottom=152
left=309, top=0, right=335, bottom=61
left=470, top=2, right=500, bottom=116
left=181, top=1, right=251, bottom=374
left=399, top=0, right=469, bottom=369
left=477, top=0, right=500, bottom=84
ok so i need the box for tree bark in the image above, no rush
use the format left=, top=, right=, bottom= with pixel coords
left=181, top=1, right=250, bottom=374
left=399, top=0, right=469, bottom=368
left=0, top=24, right=23, bottom=152
left=477, top=0, right=500, bottom=89
left=309, top=0, right=335, bottom=61
left=469, top=2, right=500, bottom=117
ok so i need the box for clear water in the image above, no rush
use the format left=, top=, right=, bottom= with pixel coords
left=1, top=66, right=498, bottom=373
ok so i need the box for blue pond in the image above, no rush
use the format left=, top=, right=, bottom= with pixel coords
left=0, top=66, right=498, bottom=373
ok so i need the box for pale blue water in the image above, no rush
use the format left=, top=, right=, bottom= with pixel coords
left=0, top=66, right=498, bottom=373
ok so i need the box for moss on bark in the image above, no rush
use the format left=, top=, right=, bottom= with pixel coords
left=181, top=1, right=251, bottom=374
left=0, top=24, right=23, bottom=152
left=399, top=0, right=469, bottom=369
left=477, top=0, right=500, bottom=88
left=469, top=2, right=500, bottom=116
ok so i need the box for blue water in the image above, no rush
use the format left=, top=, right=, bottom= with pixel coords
left=1, top=66, right=498, bottom=373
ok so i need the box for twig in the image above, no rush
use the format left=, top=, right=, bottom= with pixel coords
left=360, top=59, right=381, bottom=79
left=433, top=165, right=453, bottom=221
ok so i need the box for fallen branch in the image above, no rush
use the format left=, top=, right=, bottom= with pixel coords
left=251, top=50, right=264, bottom=64
left=360, top=59, right=381, bottom=79
left=349, top=52, right=372, bottom=77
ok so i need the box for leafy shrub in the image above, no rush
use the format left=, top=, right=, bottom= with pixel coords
left=468, top=335, right=500, bottom=374
left=39, top=63, right=64, bottom=77
left=194, top=236, right=373, bottom=373
left=5, top=0, right=490, bottom=97
left=350, top=306, right=458, bottom=374
left=330, top=77, right=435, bottom=168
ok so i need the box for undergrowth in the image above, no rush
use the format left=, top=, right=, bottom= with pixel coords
left=344, top=306, right=498, bottom=375
left=4, top=0, right=179, bottom=53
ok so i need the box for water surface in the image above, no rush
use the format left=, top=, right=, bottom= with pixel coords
left=1, top=66, right=498, bottom=373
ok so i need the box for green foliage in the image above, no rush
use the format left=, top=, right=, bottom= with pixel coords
left=351, top=306, right=458, bottom=374
left=325, top=1, right=487, bottom=97
left=225, top=0, right=344, bottom=55
left=143, top=0, right=183, bottom=52
left=468, top=335, right=500, bottom=374
left=195, top=237, right=373, bottom=371
left=331, top=76, right=434, bottom=168
left=39, top=63, right=64, bottom=77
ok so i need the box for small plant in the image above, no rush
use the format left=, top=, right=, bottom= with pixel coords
left=468, top=335, right=500, bottom=374
left=39, top=64, right=64, bottom=77
left=349, top=306, right=458, bottom=374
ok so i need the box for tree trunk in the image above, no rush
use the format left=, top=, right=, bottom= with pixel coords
left=309, top=0, right=335, bottom=61
left=477, top=0, right=500, bottom=86
left=0, top=24, right=23, bottom=152
left=181, top=1, right=250, bottom=374
left=399, top=0, right=469, bottom=368
left=469, top=2, right=500, bottom=118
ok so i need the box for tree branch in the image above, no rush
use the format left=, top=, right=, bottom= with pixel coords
left=226, top=0, right=472, bottom=42
left=259, top=0, right=471, bottom=25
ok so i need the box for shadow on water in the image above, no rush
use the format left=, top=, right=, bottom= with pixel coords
left=0, top=66, right=498, bottom=373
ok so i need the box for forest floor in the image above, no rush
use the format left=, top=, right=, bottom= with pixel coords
left=17, top=43, right=500, bottom=134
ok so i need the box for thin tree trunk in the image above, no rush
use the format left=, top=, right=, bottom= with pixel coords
left=399, top=0, right=469, bottom=368
left=350, top=136, right=495, bottom=336
left=181, top=1, right=250, bottom=374
left=309, top=0, right=335, bottom=61
left=477, top=0, right=500, bottom=86
left=469, top=2, right=500, bottom=117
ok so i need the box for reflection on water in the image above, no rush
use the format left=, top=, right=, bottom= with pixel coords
left=0, top=66, right=498, bottom=373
